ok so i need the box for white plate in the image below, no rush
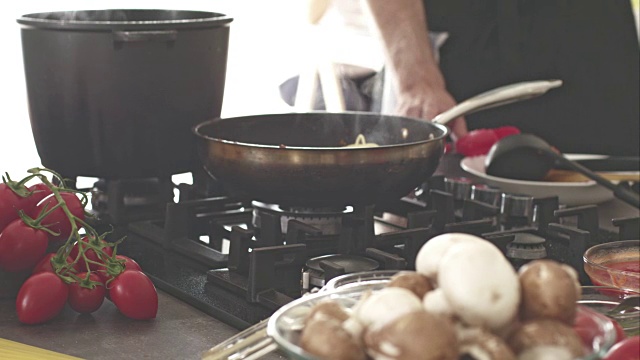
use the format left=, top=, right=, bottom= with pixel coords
left=460, top=155, right=615, bottom=206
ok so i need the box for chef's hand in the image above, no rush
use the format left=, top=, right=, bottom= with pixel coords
left=396, top=83, right=468, bottom=141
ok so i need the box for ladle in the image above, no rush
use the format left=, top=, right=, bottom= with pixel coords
left=485, top=134, right=640, bottom=208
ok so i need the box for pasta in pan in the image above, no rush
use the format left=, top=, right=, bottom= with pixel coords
left=344, top=134, right=379, bottom=148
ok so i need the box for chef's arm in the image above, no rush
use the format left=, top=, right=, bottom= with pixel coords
left=362, top=0, right=468, bottom=138
left=363, top=0, right=444, bottom=92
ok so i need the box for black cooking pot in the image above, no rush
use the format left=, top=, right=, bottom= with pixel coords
left=17, top=10, right=233, bottom=179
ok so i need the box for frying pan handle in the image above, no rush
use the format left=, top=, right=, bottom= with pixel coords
left=201, top=319, right=278, bottom=360
left=432, top=79, right=563, bottom=125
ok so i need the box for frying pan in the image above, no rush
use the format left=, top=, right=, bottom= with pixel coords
left=193, top=80, right=562, bottom=207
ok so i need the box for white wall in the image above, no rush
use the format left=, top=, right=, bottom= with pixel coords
left=1, top=1, right=307, bottom=179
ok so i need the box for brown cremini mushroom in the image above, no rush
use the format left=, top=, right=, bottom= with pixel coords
left=387, top=271, right=434, bottom=299
left=507, top=319, right=585, bottom=359
left=518, top=260, right=580, bottom=324
left=300, top=317, right=367, bottom=360
left=353, top=287, right=423, bottom=330
left=457, top=326, right=516, bottom=360
left=364, top=310, right=458, bottom=360
left=305, top=299, right=350, bottom=324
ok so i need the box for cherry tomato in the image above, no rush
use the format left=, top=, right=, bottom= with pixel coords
left=97, top=255, right=143, bottom=300
left=611, top=320, right=627, bottom=345
left=109, top=270, right=158, bottom=320
left=574, top=308, right=602, bottom=346
left=37, top=192, right=85, bottom=241
left=0, top=219, right=49, bottom=272
left=115, top=255, right=142, bottom=272
left=0, top=183, right=28, bottom=232
left=603, top=336, right=640, bottom=360
left=575, top=309, right=627, bottom=349
left=32, top=253, right=76, bottom=275
left=1, top=183, right=55, bottom=232
left=70, top=237, right=114, bottom=272
left=96, top=255, right=142, bottom=284
left=16, top=272, right=69, bottom=324
left=68, top=272, right=105, bottom=314
left=25, top=183, right=53, bottom=211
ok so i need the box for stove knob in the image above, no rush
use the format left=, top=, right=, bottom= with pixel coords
left=470, top=184, right=501, bottom=206
left=500, top=193, right=534, bottom=218
left=444, top=177, right=473, bottom=201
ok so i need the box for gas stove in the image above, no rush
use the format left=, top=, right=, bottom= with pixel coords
left=85, top=163, right=639, bottom=331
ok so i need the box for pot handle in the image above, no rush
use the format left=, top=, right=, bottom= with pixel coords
left=432, top=79, right=563, bottom=126
left=113, top=30, right=178, bottom=43
left=201, top=319, right=278, bottom=360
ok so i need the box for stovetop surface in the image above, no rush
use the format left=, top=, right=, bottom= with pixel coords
left=115, top=227, right=273, bottom=329
left=106, top=196, right=632, bottom=331
left=93, top=155, right=639, bottom=331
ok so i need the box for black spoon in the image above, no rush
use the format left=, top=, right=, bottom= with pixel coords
left=485, top=134, right=640, bottom=208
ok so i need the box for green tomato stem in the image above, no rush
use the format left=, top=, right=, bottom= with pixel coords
left=23, top=168, right=128, bottom=288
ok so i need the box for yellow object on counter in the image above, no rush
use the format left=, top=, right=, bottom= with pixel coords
left=0, top=338, right=82, bottom=360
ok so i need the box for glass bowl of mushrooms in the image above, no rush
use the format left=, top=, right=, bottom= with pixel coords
left=202, top=233, right=619, bottom=360
left=269, top=234, right=619, bottom=360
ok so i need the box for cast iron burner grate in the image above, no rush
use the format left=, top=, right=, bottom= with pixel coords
left=89, top=178, right=174, bottom=224
left=252, top=201, right=351, bottom=237
left=304, top=254, right=380, bottom=289
left=106, top=176, right=638, bottom=330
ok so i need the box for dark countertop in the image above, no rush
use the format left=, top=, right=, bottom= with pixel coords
left=0, top=290, right=285, bottom=360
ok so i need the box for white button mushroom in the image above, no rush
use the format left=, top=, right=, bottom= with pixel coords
left=415, top=233, right=485, bottom=280
left=353, top=287, right=423, bottom=331
left=436, top=240, right=521, bottom=331
left=518, top=260, right=581, bottom=325
left=423, top=288, right=455, bottom=317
